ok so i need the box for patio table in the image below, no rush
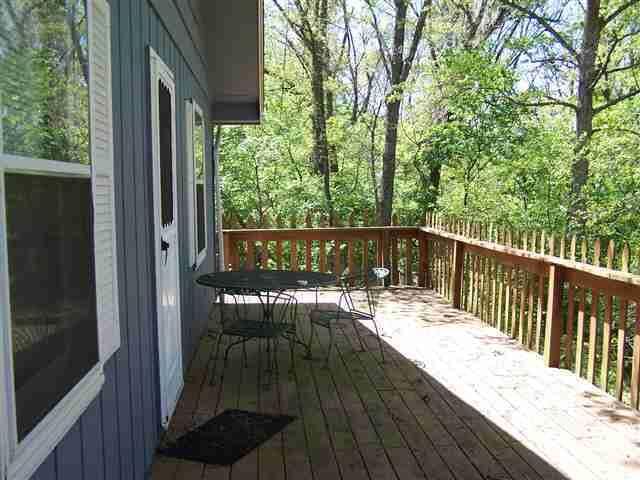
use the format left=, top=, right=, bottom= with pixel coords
left=196, top=270, right=337, bottom=356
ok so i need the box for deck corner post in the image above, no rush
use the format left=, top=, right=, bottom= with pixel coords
left=418, top=234, right=429, bottom=287
left=451, top=240, right=465, bottom=309
left=381, top=230, right=391, bottom=287
left=223, top=231, right=231, bottom=271
left=543, top=263, right=564, bottom=368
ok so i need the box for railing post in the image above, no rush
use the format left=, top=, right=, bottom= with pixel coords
left=418, top=234, right=428, bottom=287
left=223, top=232, right=232, bottom=271
left=543, top=264, right=564, bottom=367
left=391, top=234, right=399, bottom=285
left=451, top=240, right=465, bottom=309
left=381, top=230, right=390, bottom=287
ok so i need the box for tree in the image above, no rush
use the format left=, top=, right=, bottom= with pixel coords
left=365, top=0, right=430, bottom=225
left=499, top=0, right=640, bottom=228
left=273, top=0, right=343, bottom=222
left=408, top=0, right=515, bottom=216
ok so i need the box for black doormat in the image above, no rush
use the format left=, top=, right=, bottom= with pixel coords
left=158, top=409, right=296, bottom=466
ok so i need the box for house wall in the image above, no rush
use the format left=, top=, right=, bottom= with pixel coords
left=29, top=0, right=216, bottom=478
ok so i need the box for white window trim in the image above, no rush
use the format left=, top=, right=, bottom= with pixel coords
left=186, top=99, right=208, bottom=271
left=0, top=0, right=116, bottom=476
left=0, top=159, right=105, bottom=480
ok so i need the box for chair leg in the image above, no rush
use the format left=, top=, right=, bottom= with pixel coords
left=242, top=340, right=249, bottom=367
left=351, top=317, right=367, bottom=352
left=325, top=322, right=335, bottom=367
left=372, top=319, right=385, bottom=363
left=306, top=322, right=317, bottom=359
left=273, top=336, right=280, bottom=379
left=289, top=337, right=296, bottom=372
left=210, top=331, right=225, bottom=386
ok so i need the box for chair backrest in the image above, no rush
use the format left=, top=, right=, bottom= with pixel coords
left=222, top=288, right=298, bottom=327
left=339, top=267, right=389, bottom=317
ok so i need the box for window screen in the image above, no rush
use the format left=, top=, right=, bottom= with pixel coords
left=159, top=80, right=174, bottom=227
left=196, top=184, right=205, bottom=252
left=193, top=109, right=206, bottom=255
left=5, top=173, right=98, bottom=441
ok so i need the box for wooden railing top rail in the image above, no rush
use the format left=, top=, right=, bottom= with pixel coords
left=223, top=226, right=420, bottom=241
left=421, top=226, right=640, bottom=297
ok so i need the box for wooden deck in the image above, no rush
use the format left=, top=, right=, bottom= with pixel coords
left=151, top=289, right=640, bottom=480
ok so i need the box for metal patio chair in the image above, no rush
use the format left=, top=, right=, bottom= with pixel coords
left=213, top=287, right=298, bottom=381
left=308, top=267, right=390, bottom=364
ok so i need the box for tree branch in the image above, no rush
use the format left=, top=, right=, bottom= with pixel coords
left=594, top=28, right=640, bottom=85
left=604, top=0, right=640, bottom=25
left=401, top=0, right=430, bottom=82
left=364, top=0, right=391, bottom=79
left=498, top=0, right=580, bottom=59
left=272, top=0, right=312, bottom=47
left=606, top=59, right=640, bottom=75
left=510, top=97, right=577, bottom=110
left=593, top=127, right=640, bottom=139
left=594, top=88, right=640, bottom=114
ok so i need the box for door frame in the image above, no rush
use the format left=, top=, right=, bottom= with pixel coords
left=149, top=46, right=183, bottom=428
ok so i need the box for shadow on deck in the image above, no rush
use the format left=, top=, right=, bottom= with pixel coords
left=152, top=289, right=640, bottom=480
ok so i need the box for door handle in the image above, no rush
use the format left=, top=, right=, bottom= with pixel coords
left=161, top=239, right=170, bottom=264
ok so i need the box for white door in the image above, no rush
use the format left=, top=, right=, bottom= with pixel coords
left=149, top=48, right=183, bottom=428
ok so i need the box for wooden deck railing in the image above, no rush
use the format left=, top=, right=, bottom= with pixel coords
left=222, top=214, right=640, bottom=410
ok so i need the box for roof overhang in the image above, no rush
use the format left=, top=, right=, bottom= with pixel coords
left=202, top=0, right=264, bottom=125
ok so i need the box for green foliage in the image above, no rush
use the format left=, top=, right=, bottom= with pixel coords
left=219, top=0, right=639, bottom=255
left=0, top=0, right=89, bottom=164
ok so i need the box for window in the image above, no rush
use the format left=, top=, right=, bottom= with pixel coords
left=0, top=0, right=118, bottom=478
left=186, top=100, right=207, bottom=269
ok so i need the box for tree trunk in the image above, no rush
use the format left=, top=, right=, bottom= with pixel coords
left=378, top=0, right=408, bottom=225
left=380, top=99, right=401, bottom=225
left=570, top=0, right=601, bottom=228
left=310, top=46, right=334, bottom=223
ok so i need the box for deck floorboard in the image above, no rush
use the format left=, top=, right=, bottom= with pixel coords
left=152, top=289, right=640, bottom=480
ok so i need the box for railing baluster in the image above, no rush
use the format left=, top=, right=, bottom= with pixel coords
left=564, top=236, right=577, bottom=367
left=575, top=239, right=588, bottom=376
left=497, top=264, right=504, bottom=331
left=504, top=267, right=513, bottom=335
left=632, top=303, right=640, bottom=409
left=276, top=240, right=283, bottom=269
left=362, top=239, right=369, bottom=274
left=319, top=240, right=327, bottom=273
left=587, top=239, right=602, bottom=384
left=510, top=268, right=520, bottom=339
left=490, top=259, right=498, bottom=327
left=601, top=240, right=615, bottom=390
left=319, top=215, right=327, bottom=273
left=391, top=234, right=399, bottom=285
left=290, top=217, right=298, bottom=271
left=247, top=240, right=256, bottom=270
left=290, top=240, right=298, bottom=271
left=616, top=244, right=630, bottom=401
left=334, top=239, right=342, bottom=277
left=451, top=240, right=465, bottom=309
left=305, top=214, right=313, bottom=271
left=405, top=238, right=413, bottom=286
left=419, top=236, right=428, bottom=287
left=518, top=272, right=528, bottom=343
left=527, top=272, right=535, bottom=349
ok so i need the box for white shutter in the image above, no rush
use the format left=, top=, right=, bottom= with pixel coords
left=214, top=128, right=225, bottom=271
left=185, top=100, right=197, bottom=269
left=89, top=0, right=120, bottom=361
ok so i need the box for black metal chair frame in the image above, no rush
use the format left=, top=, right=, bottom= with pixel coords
left=308, top=267, right=390, bottom=364
left=213, top=287, right=298, bottom=382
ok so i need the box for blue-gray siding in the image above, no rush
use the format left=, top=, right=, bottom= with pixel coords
left=30, top=0, right=215, bottom=478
